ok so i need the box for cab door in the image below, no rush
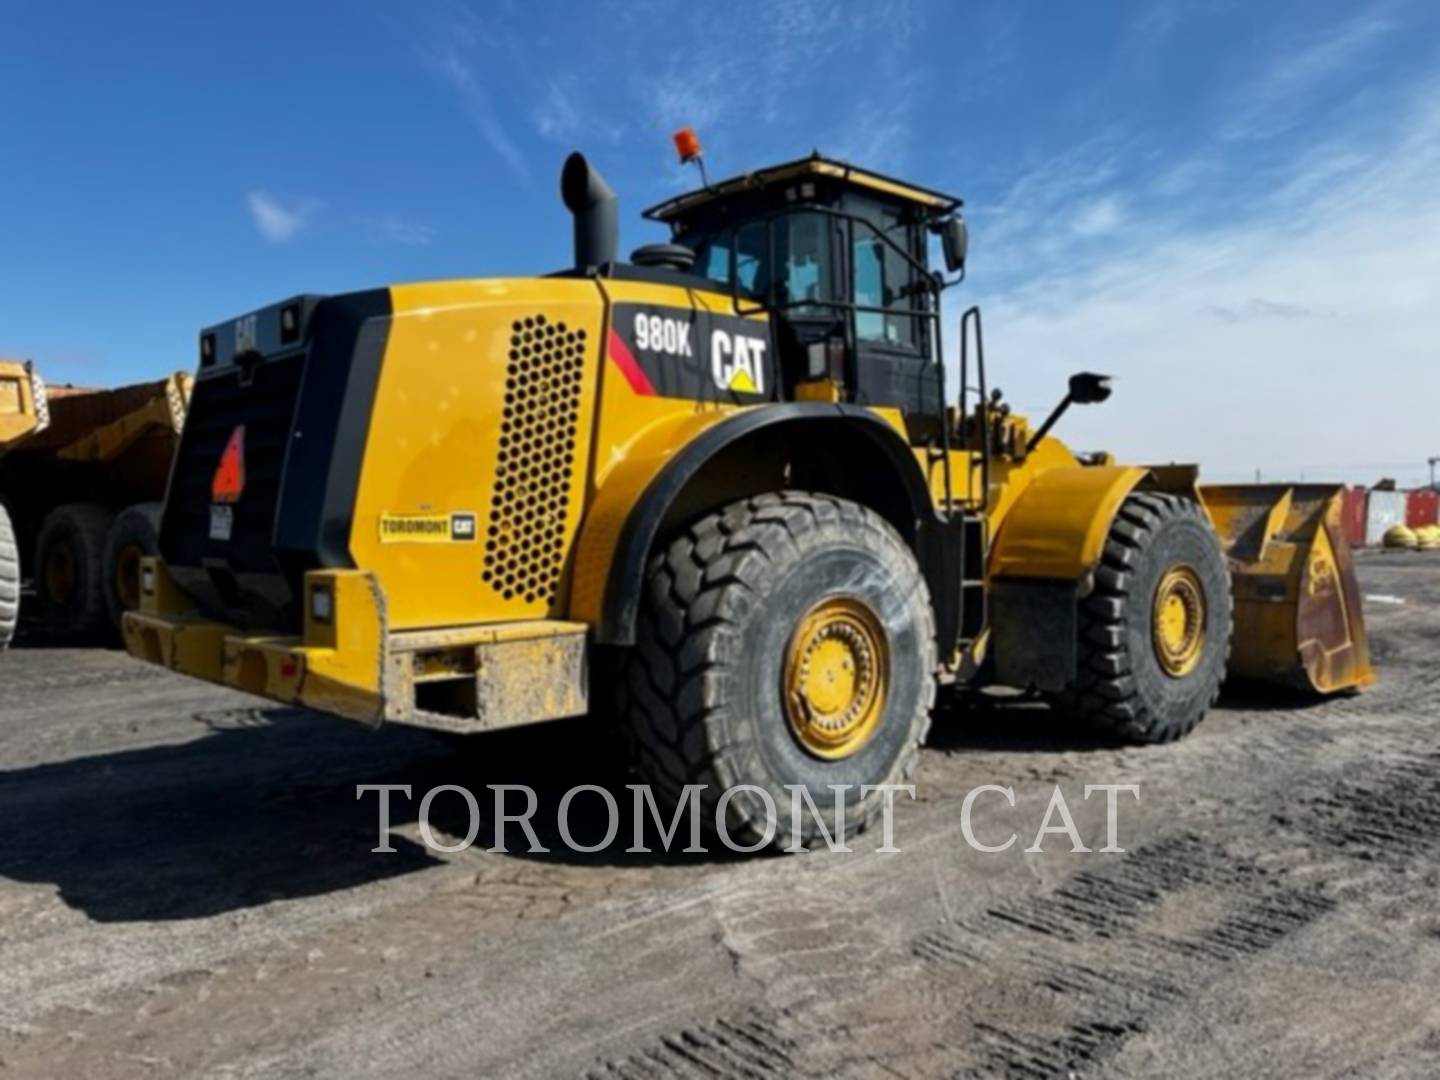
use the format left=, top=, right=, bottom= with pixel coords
left=843, top=195, right=942, bottom=431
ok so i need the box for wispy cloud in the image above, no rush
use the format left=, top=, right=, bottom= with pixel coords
left=1071, top=196, right=1125, bottom=238
left=1221, top=11, right=1396, bottom=142
left=245, top=192, right=320, bottom=243
left=362, top=216, right=437, bottom=246
left=1205, top=298, right=1325, bottom=324
left=409, top=0, right=931, bottom=210
left=424, top=48, right=529, bottom=178
left=961, top=68, right=1440, bottom=487
left=532, top=76, right=622, bottom=145
left=636, top=1, right=924, bottom=164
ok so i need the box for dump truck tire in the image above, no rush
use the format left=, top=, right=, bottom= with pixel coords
left=1065, top=492, right=1232, bottom=744
left=103, top=502, right=163, bottom=632
left=34, top=503, right=115, bottom=634
left=621, top=492, right=935, bottom=851
left=0, top=503, right=19, bottom=650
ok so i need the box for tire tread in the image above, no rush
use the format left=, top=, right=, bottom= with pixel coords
left=0, top=503, right=20, bottom=648
left=620, top=492, right=936, bottom=849
left=1068, top=493, right=1233, bottom=743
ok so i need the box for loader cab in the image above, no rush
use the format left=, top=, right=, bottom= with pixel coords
left=643, top=155, right=963, bottom=432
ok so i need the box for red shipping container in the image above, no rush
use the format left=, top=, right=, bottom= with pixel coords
left=1407, top=488, right=1439, bottom=528
left=1340, top=487, right=1369, bottom=546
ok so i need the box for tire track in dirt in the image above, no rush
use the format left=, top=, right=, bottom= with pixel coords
left=911, top=834, right=1336, bottom=1078
left=1293, top=751, right=1440, bottom=865
left=581, top=1005, right=799, bottom=1079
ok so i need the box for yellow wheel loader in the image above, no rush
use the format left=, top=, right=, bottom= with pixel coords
left=122, top=147, right=1372, bottom=848
left=0, top=359, right=192, bottom=644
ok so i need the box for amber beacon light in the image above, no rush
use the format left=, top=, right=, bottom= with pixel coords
left=672, top=127, right=702, bottom=163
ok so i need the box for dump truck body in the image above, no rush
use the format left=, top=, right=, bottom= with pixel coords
left=0, top=364, right=191, bottom=640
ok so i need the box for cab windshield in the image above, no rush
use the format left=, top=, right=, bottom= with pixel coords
left=683, top=211, right=834, bottom=313
left=680, top=204, right=928, bottom=353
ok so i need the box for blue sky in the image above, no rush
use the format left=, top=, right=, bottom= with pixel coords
left=4, top=0, right=1439, bottom=484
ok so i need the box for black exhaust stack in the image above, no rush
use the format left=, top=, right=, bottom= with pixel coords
left=561, top=152, right=618, bottom=273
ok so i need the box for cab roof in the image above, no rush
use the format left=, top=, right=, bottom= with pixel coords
left=642, top=153, right=963, bottom=224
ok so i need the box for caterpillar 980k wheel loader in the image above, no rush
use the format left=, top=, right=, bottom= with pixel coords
left=123, top=142, right=1372, bottom=849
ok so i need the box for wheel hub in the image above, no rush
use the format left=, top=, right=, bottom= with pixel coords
left=1152, top=566, right=1206, bottom=678
left=784, top=597, right=889, bottom=760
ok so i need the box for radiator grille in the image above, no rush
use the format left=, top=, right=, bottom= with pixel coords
left=482, top=315, right=586, bottom=604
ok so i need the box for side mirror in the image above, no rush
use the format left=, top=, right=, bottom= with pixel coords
left=1068, top=371, right=1113, bottom=405
left=1026, top=372, right=1115, bottom=454
left=937, top=215, right=968, bottom=274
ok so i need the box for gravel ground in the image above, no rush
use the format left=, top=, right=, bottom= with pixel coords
left=0, top=552, right=1437, bottom=1079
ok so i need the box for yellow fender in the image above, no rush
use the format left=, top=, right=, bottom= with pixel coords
left=988, top=464, right=1149, bottom=582
left=570, top=404, right=933, bottom=644
left=984, top=464, right=1149, bottom=691
left=568, top=409, right=737, bottom=633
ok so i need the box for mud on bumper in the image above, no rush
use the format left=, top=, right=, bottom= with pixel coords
left=123, top=558, right=589, bottom=732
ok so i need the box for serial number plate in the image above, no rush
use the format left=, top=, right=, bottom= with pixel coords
left=209, top=504, right=234, bottom=541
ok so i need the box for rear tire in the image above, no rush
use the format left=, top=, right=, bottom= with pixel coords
left=34, top=503, right=114, bottom=635
left=1065, top=492, right=1232, bottom=743
left=103, top=502, right=163, bottom=632
left=620, top=492, right=936, bottom=851
left=0, top=503, right=19, bottom=649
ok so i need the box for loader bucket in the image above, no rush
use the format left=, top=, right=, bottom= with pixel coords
left=1199, top=484, right=1374, bottom=694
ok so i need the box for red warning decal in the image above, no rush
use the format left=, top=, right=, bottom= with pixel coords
left=211, top=425, right=246, bottom=504
left=607, top=328, right=656, bottom=396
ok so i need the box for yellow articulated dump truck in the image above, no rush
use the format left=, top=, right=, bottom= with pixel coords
left=0, top=359, right=191, bottom=644
left=123, top=145, right=1371, bottom=848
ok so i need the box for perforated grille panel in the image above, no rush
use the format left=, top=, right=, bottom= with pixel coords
left=482, top=314, right=587, bottom=605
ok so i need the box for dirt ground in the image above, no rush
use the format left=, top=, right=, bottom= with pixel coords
left=1, top=552, right=1437, bottom=1079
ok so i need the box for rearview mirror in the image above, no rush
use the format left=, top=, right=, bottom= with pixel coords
left=1068, top=372, right=1113, bottom=405
left=938, top=215, right=968, bottom=273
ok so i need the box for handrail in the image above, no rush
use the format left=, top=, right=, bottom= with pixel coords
left=959, top=305, right=989, bottom=513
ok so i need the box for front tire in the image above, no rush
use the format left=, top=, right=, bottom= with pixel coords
left=621, top=493, right=936, bottom=851
left=1066, top=492, right=1232, bottom=743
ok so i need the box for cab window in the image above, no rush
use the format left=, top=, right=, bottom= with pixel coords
left=685, top=212, right=833, bottom=309
left=847, top=196, right=923, bottom=352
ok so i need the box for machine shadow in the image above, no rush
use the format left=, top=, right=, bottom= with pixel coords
left=927, top=692, right=1129, bottom=753
left=1213, top=681, right=1355, bottom=712
left=11, top=622, right=120, bottom=649
left=0, top=705, right=737, bottom=924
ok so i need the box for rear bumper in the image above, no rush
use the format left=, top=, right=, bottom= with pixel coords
left=123, top=558, right=589, bottom=731
left=122, top=561, right=387, bottom=723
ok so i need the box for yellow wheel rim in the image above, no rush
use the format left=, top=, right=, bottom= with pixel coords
left=1152, top=566, right=1206, bottom=678
left=115, top=543, right=144, bottom=612
left=784, top=596, right=889, bottom=760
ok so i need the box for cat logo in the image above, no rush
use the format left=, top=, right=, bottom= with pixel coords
left=234, top=314, right=258, bottom=354
left=711, top=329, right=767, bottom=395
